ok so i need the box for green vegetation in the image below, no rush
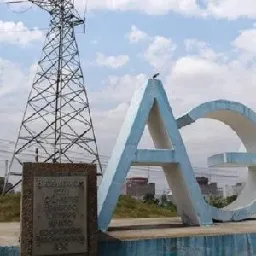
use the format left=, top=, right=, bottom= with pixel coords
left=114, top=195, right=177, bottom=218
left=207, top=195, right=237, bottom=208
left=0, top=193, right=177, bottom=222
left=0, top=193, right=20, bottom=222
left=0, top=192, right=237, bottom=222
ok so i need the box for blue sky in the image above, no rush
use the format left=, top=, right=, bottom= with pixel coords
left=1, top=0, right=256, bottom=190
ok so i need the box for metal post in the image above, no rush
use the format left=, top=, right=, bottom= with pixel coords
left=2, top=160, right=9, bottom=194
left=35, top=148, right=39, bottom=162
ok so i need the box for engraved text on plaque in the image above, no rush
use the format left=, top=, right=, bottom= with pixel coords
left=33, top=176, right=87, bottom=255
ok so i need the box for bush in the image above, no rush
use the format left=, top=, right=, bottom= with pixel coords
left=143, top=194, right=159, bottom=205
left=207, top=195, right=237, bottom=208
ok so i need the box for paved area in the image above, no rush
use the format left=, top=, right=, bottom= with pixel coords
left=1, top=218, right=256, bottom=245
left=0, top=222, right=19, bottom=246
left=103, top=218, right=256, bottom=240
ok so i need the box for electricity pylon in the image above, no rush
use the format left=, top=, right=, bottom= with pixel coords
left=3, top=0, right=102, bottom=193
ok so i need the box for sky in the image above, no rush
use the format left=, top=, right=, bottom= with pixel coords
left=0, top=0, right=256, bottom=192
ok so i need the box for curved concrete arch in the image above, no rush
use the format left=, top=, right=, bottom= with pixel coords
left=177, top=100, right=256, bottom=220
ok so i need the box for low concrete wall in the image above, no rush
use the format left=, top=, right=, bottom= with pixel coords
left=0, top=247, right=19, bottom=256
left=2, top=233, right=256, bottom=255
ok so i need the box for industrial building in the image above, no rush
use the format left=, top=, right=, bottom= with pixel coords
left=121, top=177, right=155, bottom=200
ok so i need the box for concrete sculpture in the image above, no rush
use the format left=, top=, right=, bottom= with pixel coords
left=97, top=79, right=256, bottom=231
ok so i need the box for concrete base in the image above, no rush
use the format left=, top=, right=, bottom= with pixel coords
left=0, top=223, right=19, bottom=246
left=101, top=218, right=256, bottom=239
left=2, top=218, right=256, bottom=255
left=100, top=218, right=256, bottom=255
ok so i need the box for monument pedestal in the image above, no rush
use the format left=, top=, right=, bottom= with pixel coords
left=20, top=163, right=97, bottom=256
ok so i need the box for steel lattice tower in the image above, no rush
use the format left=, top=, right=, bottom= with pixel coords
left=3, top=0, right=102, bottom=193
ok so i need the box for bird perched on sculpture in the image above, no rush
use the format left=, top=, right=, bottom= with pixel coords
left=152, top=73, right=160, bottom=79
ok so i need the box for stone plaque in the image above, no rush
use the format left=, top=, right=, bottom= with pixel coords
left=33, top=176, right=87, bottom=255
left=20, top=163, right=97, bottom=256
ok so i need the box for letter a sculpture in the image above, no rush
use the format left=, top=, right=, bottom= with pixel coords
left=98, top=79, right=256, bottom=231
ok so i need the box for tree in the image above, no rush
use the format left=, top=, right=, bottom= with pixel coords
left=207, top=195, right=227, bottom=208
left=207, top=195, right=238, bottom=208
left=226, top=195, right=237, bottom=205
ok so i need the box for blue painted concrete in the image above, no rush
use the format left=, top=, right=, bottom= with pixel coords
left=3, top=233, right=256, bottom=256
left=0, top=247, right=19, bottom=256
left=98, top=234, right=256, bottom=256
left=176, top=100, right=256, bottom=148
left=98, top=78, right=256, bottom=231
left=97, top=79, right=156, bottom=231
left=132, top=149, right=177, bottom=166
left=208, top=152, right=256, bottom=167
left=98, top=79, right=212, bottom=231
left=177, top=100, right=256, bottom=125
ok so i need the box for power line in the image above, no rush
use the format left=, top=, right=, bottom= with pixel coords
left=0, top=137, right=239, bottom=179
left=0, top=137, right=241, bottom=171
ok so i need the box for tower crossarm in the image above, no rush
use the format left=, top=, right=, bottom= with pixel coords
left=28, top=0, right=84, bottom=27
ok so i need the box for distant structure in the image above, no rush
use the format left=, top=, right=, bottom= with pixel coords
left=121, top=177, right=155, bottom=200
left=3, top=0, right=101, bottom=193
left=223, top=183, right=244, bottom=198
left=196, top=177, right=220, bottom=198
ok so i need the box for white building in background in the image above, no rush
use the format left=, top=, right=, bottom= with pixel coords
left=223, top=185, right=234, bottom=198
left=166, top=190, right=173, bottom=202
left=238, top=144, right=248, bottom=183
left=223, top=183, right=244, bottom=198
left=221, top=144, right=247, bottom=198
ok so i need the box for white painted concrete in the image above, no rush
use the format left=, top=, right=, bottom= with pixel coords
left=147, top=101, right=200, bottom=225
left=204, top=110, right=256, bottom=211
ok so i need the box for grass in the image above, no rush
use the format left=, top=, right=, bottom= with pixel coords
left=0, top=194, right=177, bottom=222
left=114, top=195, right=177, bottom=218
left=0, top=193, right=20, bottom=222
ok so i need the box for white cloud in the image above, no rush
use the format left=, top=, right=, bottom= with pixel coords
left=184, top=38, right=219, bottom=61
left=206, top=0, right=256, bottom=19
left=0, top=20, right=43, bottom=45
left=233, top=28, right=256, bottom=55
left=78, top=0, right=203, bottom=16
left=95, top=53, right=130, bottom=69
left=127, top=25, right=149, bottom=43
left=73, top=0, right=256, bottom=19
left=0, top=59, right=35, bottom=146
left=90, top=73, right=147, bottom=107
left=0, top=59, right=31, bottom=97
left=144, top=36, right=176, bottom=71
